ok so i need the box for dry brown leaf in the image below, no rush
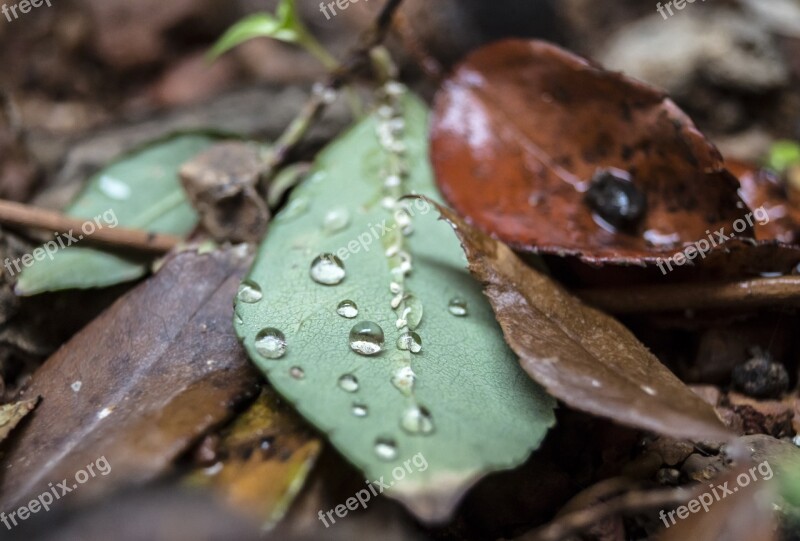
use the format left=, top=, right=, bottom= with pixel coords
left=186, top=389, right=322, bottom=528
left=427, top=199, right=732, bottom=442
left=0, top=397, right=38, bottom=443
left=0, top=247, right=261, bottom=510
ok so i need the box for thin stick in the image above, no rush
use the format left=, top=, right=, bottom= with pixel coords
left=0, top=199, right=180, bottom=254
left=578, top=276, right=800, bottom=314
left=517, top=486, right=692, bottom=541
left=261, top=0, right=406, bottom=182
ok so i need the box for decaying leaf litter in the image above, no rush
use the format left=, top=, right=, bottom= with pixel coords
left=2, top=0, right=800, bottom=540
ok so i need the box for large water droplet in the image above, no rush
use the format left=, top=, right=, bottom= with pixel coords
left=448, top=297, right=468, bottom=317
left=255, top=328, right=287, bottom=359
left=349, top=321, right=385, bottom=356
left=397, top=331, right=422, bottom=353
left=323, top=207, right=350, bottom=233
left=352, top=403, right=368, bottom=417
left=336, top=300, right=359, bottom=319
left=392, top=366, right=415, bottom=395
left=310, top=254, right=346, bottom=285
left=338, top=374, right=359, bottom=393
left=374, top=438, right=398, bottom=461
left=401, top=406, right=434, bottom=435
left=406, top=295, right=423, bottom=330
left=237, top=280, right=263, bottom=304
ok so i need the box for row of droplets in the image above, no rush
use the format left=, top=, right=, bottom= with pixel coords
left=240, top=280, right=468, bottom=361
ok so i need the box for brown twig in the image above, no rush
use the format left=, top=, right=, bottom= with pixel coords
left=577, top=276, right=800, bottom=314
left=261, top=0, right=406, bottom=182
left=0, top=199, right=180, bottom=254
left=517, top=486, right=693, bottom=541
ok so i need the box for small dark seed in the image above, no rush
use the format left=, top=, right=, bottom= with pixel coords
left=584, top=168, right=647, bottom=231
left=731, top=356, right=789, bottom=399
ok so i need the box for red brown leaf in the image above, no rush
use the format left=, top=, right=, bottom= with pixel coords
left=430, top=39, right=800, bottom=273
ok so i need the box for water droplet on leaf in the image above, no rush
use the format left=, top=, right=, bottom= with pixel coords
left=349, top=321, right=385, bottom=356
left=336, top=300, right=359, bottom=319
left=237, top=280, right=263, bottom=304
left=352, top=404, right=368, bottom=417
left=323, top=207, right=350, bottom=233
left=310, top=254, right=346, bottom=285
left=401, top=406, right=434, bottom=435
left=255, top=328, right=287, bottom=360
left=448, top=297, right=468, bottom=317
left=397, top=331, right=422, bottom=353
left=290, top=366, right=305, bottom=379
left=374, top=438, right=398, bottom=461
left=392, top=366, right=416, bottom=395
left=338, top=374, right=359, bottom=393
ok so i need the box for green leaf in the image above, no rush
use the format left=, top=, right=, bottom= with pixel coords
left=210, top=0, right=338, bottom=70
left=210, top=13, right=299, bottom=59
left=766, top=140, right=800, bottom=173
left=16, top=134, right=216, bottom=295
left=234, top=95, right=555, bottom=522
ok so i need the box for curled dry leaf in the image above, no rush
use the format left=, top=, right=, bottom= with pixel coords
left=430, top=39, right=800, bottom=272
left=426, top=198, right=732, bottom=443
left=0, top=247, right=261, bottom=510
left=186, top=389, right=322, bottom=529
left=0, top=397, right=38, bottom=443
left=179, top=141, right=271, bottom=243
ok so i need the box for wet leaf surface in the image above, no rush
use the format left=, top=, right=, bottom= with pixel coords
left=430, top=39, right=799, bottom=272
left=0, top=248, right=261, bottom=510
left=186, top=389, right=322, bottom=529
left=235, top=94, right=555, bottom=523
left=16, top=134, right=216, bottom=295
left=429, top=199, right=732, bottom=442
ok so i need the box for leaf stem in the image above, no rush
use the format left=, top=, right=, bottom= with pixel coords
left=259, top=0, right=406, bottom=187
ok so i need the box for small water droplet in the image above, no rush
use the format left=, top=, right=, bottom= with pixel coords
left=290, top=366, right=305, bottom=379
left=323, top=207, right=350, bottom=233
left=392, top=366, right=416, bottom=395
left=98, top=175, right=131, bottom=200
left=374, top=438, right=398, bottom=461
left=237, top=280, right=263, bottom=304
left=401, top=406, right=434, bottom=435
left=448, top=297, right=468, bottom=317
left=591, top=379, right=602, bottom=388
left=642, top=385, right=657, bottom=396
left=338, top=374, right=359, bottom=393
left=280, top=197, right=310, bottom=221
left=349, top=321, right=385, bottom=356
left=310, top=254, right=346, bottom=285
left=255, top=328, right=287, bottom=359
left=389, top=282, right=402, bottom=294
left=71, top=381, right=82, bottom=392
left=352, top=404, right=368, bottom=417
left=397, top=331, right=422, bottom=353
left=336, top=300, right=359, bottom=319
